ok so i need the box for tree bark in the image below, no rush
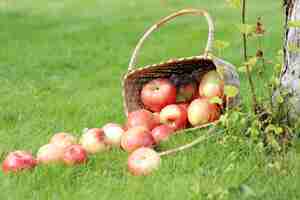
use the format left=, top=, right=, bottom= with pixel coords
left=280, top=0, right=300, bottom=120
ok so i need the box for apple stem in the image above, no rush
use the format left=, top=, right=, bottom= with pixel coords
left=158, top=127, right=217, bottom=157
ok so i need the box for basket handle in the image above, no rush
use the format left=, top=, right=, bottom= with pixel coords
left=128, top=8, right=214, bottom=71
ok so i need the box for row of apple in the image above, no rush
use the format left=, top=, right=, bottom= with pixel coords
left=2, top=70, right=224, bottom=176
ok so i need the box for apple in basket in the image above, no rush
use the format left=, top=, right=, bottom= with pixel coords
left=63, top=145, right=88, bottom=166
left=160, top=104, right=188, bottom=130
left=199, top=70, right=224, bottom=99
left=80, top=128, right=109, bottom=154
left=151, top=124, right=175, bottom=144
left=128, top=147, right=161, bottom=176
left=141, top=78, right=177, bottom=112
left=187, top=98, right=221, bottom=127
left=176, top=82, right=198, bottom=103
left=2, top=151, right=37, bottom=173
left=121, top=126, right=155, bottom=152
left=126, top=109, right=160, bottom=131
left=102, top=123, right=125, bottom=147
left=37, top=143, right=65, bottom=164
left=50, top=132, right=77, bottom=149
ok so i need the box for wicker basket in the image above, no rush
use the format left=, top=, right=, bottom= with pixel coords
left=122, top=9, right=240, bottom=129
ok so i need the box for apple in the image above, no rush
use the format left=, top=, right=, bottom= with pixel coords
left=187, top=98, right=221, bottom=126
left=63, top=145, right=88, bottom=166
left=2, top=151, right=37, bottom=173
left=37, top=144, right=64, bottom=164
left=151, top=125, right=174, bottom=144
left=176, top=83, right=197, bottom=103
left=50, top=132, right=77, bottom=149
left=199, top=70, right=224, bottom=99
left=141, top=78, right=177, bottom=112
left=121, top=126, right=155, bottom=152
left=159, top=104, right=188, bottom=130
left=178, top=103, right=189, bottom=111
left=102, top=123, right=125, bottom=147
left=80, top=128, right=109, bottom=154
left=128, top=147, right=161, bottom=176
left=126, top=109, right=160, bottom=131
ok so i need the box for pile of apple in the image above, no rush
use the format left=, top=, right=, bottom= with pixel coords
left=2, top=70, right=224, bottom=176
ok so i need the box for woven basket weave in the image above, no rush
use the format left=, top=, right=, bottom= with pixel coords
left=122, top=9, right=240, bottom=129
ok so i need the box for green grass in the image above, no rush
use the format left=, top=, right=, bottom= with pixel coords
left=1, top=0, right=299, bottom=199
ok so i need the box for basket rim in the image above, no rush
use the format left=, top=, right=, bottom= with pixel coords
left=124, top=54, right=215, bottom=79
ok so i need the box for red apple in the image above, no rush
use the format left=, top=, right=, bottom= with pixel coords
left=141, top=78, right=176, bottom=112
left=176, top=83, right=197, bottom=103
left=102, top=123, right=125, bottom=147
left=50, top=132, right=77, bottom=149
left=151, top=125, right=174, bottom=144
left=187, top=98, right=221, bottom=126
left=178, top=103, right=189, bottom=111
left=63, top=145, right=88, bottom=166
left=199, top=70, right=224, bottom=99
left=126, top=109, right=160, bottom=131
left=128, top=147, right=161, bottom=176
left=37, top=144, right=64, bottom=164
left=80, top=128, right=109, bottom=154
left=159, top=104, right=188, bottom=130
left=2, top=151, right=37, bottom=173
left=121, top=126, right=155, bottom=152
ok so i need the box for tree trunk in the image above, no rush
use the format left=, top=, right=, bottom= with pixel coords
left=280, top=0, right=300, bottom=120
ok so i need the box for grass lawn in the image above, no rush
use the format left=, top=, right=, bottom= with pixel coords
left=1, top=0, right=299, bottom=199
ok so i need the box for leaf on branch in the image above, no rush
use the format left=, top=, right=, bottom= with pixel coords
left=287, top=20, right=300, bottom=28
left=224, top=85, right=239, bottom=98
left=238, top=66, right=248, bottom=73
left=276, top=94, right=284, bottom=104
left=225, top=0, right=241, bottom=8
left=246, top=57, right=258, bottom=67
left=237, top=24, right=255, bottom=37
left=214, top=40, right=230, bottom=50
left=270, top=77, right=280, bottom=87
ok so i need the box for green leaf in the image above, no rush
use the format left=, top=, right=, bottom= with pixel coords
left=237, top=24, right=255, bottom=36
left=238, top=66, right=248, bottom=73
left=270, top=77, right=280, bottom=87
left=214, top=40, right=230, bottom=50
left=225, top=0, right=241, bottom=8
left=275, top=127, right=283, bottom=135
left=224, top=85, right=239, bottom=98
left=209, top=96, right=223, bottom=105
left=276, top=95, right=284, bottom=104
left=287, top=20, right=300, bottom=28
left=246, top=57, right=258, bottom=67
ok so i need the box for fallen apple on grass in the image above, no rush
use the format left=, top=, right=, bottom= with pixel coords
left=126, top=109, right=160, bottom=131
left=187, top=98, right=221, bottom=126
left=50, top=132, right=77, bottom=150
left=2, top=151, right=37, bottom=173
left=141, top=78, right=177, bottom=112
left=102, top=123, right=125, bottom=147
left=37, top=144, right=65, bottom=164
left=121, top=126, right=155, bottom=152
left=80, top=128, right=109, bottom=154
left=199, top=70, right=224, bottom=99
left=63, top=145, right=88, bottom=166
left=128, top=147, right=161, bottom=176
left=151, top=125, right=174, bottom=144
left=160, top=104, right=188, bottom=130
